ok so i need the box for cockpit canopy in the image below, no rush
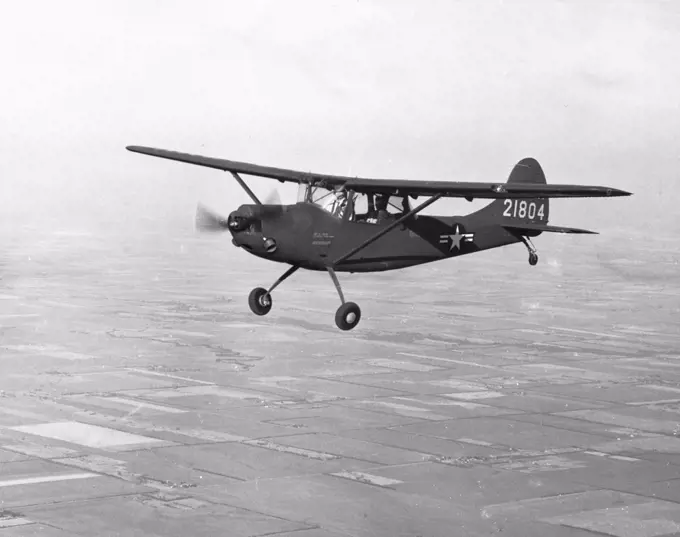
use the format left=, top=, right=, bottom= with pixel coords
left=297, top=183, right=410, bottom=224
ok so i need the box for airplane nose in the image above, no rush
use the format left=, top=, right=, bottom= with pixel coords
left=227, top=205, right=278, bottom=256
left=227, top=211, right=251, bottom=232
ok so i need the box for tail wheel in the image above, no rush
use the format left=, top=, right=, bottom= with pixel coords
left=335, top=302, right=361, bottom=331
left=529, top=253, right=538, bottom=266
left=249, top=287, right=272, bottom=315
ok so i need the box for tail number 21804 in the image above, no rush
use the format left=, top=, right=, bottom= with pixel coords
left=503, top=200, right=545, bottom=220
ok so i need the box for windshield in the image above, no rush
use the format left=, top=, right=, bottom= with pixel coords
left=301, top=184, right=354, bottom=218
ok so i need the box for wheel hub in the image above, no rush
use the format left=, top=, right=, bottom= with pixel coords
left=346, top=312, right=356, bottom=324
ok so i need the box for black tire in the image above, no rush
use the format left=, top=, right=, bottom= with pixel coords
left=248, top=287, right=272, bottom=316
left=335, top=302, right=361, bottom=331
left=529, top=253, right=538, bottom=266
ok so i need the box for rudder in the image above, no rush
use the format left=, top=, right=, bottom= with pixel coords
left=471, top=157, right=550, bottom=225
left=507, top=157, right=546, bottom=185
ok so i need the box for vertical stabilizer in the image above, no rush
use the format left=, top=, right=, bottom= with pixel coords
left=470, top=157, right=550, bottom=224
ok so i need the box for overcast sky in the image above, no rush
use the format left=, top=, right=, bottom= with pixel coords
left=1, top=0, right=678, bottom=237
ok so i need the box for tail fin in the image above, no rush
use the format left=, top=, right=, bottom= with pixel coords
left=507, top=157, right=547, bottom=186
left=471, top=157, right=550, bottom=225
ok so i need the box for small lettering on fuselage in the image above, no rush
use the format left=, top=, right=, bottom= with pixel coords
left=312, top=231, right=333, bottom=247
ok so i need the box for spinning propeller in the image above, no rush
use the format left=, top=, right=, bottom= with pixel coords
left=194, top=186, right=282, bottom=233
left=263, top=188, right=281, bottom=205
left=195, top=203, right=230, bottom=233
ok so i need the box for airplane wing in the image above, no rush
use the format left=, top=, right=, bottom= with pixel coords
left=126, top=146, right=632, bottom=199
left=126, top=146, right=346, bottom=186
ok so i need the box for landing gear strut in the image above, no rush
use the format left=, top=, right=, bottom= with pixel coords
left=520, top=235, right=539, bottom=266
left=247, top=265, right=361, bottom=331
left=248, top=265, right=299, bottom=316
left=327, top=267, right=361, bottom=331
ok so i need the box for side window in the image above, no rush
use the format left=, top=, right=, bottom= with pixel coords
left=386, top=195, right=408, bottom=215
left=347, top=193, right=410, bottom=223
left=349, top=193, right=375, bottom=223
left=352, top=193, right=368, bottom=216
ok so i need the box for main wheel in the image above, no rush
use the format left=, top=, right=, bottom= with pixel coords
left=529, top=252, right=538, bottom=266
left=335, top=302, right=361, bottom=331
left=248, top=287, right=272, bottom=316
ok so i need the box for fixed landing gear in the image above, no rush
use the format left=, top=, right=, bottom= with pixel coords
left=520, top=235, right=539, bottom=266
left=335, top=302, right=361, bottom=331
left=327, top=266, right=361, bottom=330
left=247, top=265, right=299, bottom=316
left=247, top=264, right=362, bottom=330
left=248, top=287, right=272, bottom=315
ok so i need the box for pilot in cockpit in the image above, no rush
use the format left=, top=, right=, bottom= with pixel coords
left=323, top=186, right=348, bottom=218
left=363, top=193, right=391, bottom=224
left=374, top=194, right=392, bottom=222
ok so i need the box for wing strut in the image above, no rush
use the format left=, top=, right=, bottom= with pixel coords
left=332, top=194, right=443, bottom=266
left=231, top=172, right=262, bottom=205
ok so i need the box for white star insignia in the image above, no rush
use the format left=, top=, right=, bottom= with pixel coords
left=439, top=225, right=474, bottom=251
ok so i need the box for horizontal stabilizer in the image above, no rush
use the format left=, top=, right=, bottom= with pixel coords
left=503, top=223, right=598, bottom=235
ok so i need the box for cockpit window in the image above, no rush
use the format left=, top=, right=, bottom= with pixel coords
left=296, top=182, right=309, bottom=203
left=303, top=184, right=352, bottom=218
left=309, top=185, right=334, bottom=206
left=300, top=184, right=410, bottom=223
left=350, top=193, right=409, bottom=224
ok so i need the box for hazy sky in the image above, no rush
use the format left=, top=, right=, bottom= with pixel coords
left=1, top=0, right=678, bottom=236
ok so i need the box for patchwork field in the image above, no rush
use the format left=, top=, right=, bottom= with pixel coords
left=1, top=227, right=678, bottom=536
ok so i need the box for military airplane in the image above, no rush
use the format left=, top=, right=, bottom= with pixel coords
left=126, top=146, right=631, bottom=331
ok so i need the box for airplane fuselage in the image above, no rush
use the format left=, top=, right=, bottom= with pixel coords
left=229, top=201, right=524, bottom=272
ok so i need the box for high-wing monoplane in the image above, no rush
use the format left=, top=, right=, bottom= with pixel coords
left=127, top=146, right=631, bottom=331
